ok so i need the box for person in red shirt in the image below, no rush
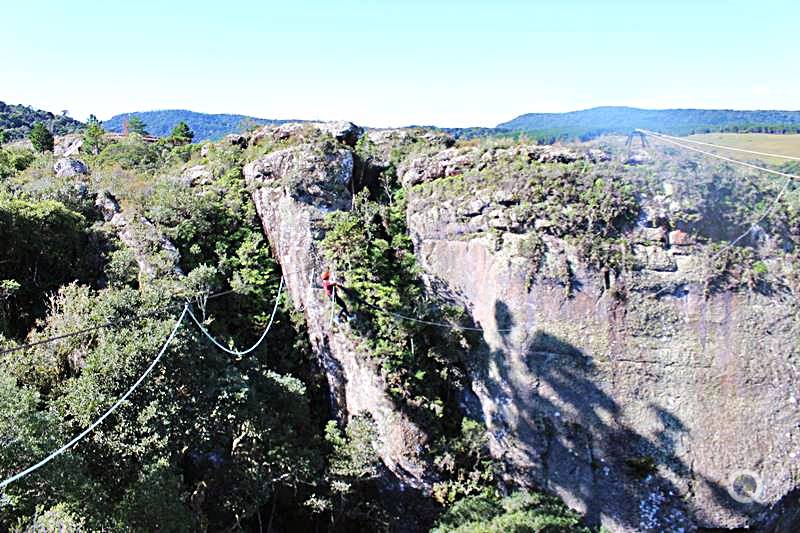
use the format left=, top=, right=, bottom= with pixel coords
left=321, top=271, right=352, bottom=321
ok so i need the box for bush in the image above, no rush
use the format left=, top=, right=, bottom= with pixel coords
left=95, top=136, right=166, bottom=172
left=432, top=490, right=590, bottom=533
left=29, top=121, right=54, bottom=153
left=0, top=195, right=103, bottom=337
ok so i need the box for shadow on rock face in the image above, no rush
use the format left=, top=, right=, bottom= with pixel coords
left=464, top=297, right=789, bottom=532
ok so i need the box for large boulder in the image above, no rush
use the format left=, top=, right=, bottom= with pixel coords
left=54, top=135, right=83, bottom=157
left=53, top=157, right=88, bottom=177
left=95, top=190, right=184, bottom=279
left=313, top=121, right=364, bottom=147
left=179, top=164, right=213, bottom=186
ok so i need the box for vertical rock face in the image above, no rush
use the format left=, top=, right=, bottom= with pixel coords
left=244, top=126, right=800, bottom=532
left=402, top=144, right=800, bottom=532
left=243, top=138, right=434, bottom=491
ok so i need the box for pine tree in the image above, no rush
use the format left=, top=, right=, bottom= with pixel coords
left=127, top=116, right=148, bottom=136
left=29, top=121, right=54, bottom=152
left=83, top=115, right=106, bottom=155
left=168, top=121, right=194, bottom=145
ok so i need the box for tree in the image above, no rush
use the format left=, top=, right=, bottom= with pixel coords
left=127, top=116, right=148, bottom=136
left=0, top=130, right=5, bottom=146
left=168, top=121, right=194, bottom=145
left=83, top=115, right=106, bottom=155
left=29, top=121, right=54, bottom=152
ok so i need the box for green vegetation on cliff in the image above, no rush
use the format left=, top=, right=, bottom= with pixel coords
left=1, top=125, right=584, bottom=532
left=11, top=123, right=796, bottom=531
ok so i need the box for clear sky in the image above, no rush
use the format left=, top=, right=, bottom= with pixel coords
left=4, top=0, right=798, bottom=127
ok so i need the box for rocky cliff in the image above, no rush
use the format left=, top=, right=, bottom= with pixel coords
left=244, top=122, right=800, bottom=532
left=243, top=125, right=436, bottom=496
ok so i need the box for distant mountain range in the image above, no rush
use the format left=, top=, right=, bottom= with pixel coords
left=5, top=102, right=800, bottom=145
left=102, top=110, right=298, bottom=141
left=497, top=106, right=800, bottom=141
left=0, top=101, right=84, bottom=141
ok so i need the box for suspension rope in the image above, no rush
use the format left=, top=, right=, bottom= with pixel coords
left=0, top=306, right=188, bottom=491
left=0, top=281, right=289, bottom=358
left=637, top=129, right=800, bottom=162
left=186, top=277, right=285, bottom=356
left=638, top=129, right=797, bottom=260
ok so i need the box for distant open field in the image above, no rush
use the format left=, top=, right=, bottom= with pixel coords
left=687, top=132, right=800, bottom=165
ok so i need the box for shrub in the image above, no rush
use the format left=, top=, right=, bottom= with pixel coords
left=432, top=490, right=590, bottom=533
left=29, top=121, right=54, bottom=153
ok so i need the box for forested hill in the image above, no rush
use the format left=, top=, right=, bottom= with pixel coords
left=102, top=110, right=298, bottom=141
left=498, top=106, right=800, bottom=140
left=0, top=101, right=84, bottom=141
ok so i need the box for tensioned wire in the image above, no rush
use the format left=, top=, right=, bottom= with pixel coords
left=0, top=306, right=189, bottom=490
left=637, top=129, right=797, bottom=258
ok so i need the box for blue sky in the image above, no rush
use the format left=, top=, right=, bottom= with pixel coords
left=4, top=0, right=798, bottom=127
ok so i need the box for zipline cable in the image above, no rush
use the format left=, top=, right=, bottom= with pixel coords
left=638, top=129, right=797, bottom=259
left=636, top=129, right=800, bottom=181
left=0, top=280, right=287, bottom=358
left=637, top=129, right=800, bottom=162
left=0, top=305, right=188, bottom=491
left=187, top=277, right=285, bottom=356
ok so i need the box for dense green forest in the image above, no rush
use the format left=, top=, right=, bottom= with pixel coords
left=102, top=110, right=297, bottom=141
left=0, top=102, right=84, bottom=141
left=497, top=106, right=800, bottom=142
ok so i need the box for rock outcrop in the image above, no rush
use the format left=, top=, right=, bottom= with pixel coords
left=54, top=157, right=89, bottom=177
left=244, top=124, right=800, bottom=532
left=96, top=191, right=184, bottom=279
left=243, top=130, right=434, bottom=493
left=402, top=145, right=800, bottom=532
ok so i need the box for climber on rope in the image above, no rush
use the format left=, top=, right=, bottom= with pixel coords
left=321, top=271, right=354, bottom=323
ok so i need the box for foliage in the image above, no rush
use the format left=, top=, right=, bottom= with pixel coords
left=325, top=414, right=380, bottom=480
left=0, top=195, right=102, bottom=338
left=81, top=115, right=106, bottom=155
left=29, top=121, right=54, bottom=153
left=317, top=414, right=396, bottom=530
left=432, top=490, right=591, bottom=533
left=168, top=121, right=194, bottom=145
left=11, top=503, right=87, bottom=532
left=702, top=244, right=772, bottom=296
left=126, top=116, right=148, bottom=136
left=432, top=418, right=498, bottom=504
left=320, top=189, right=471, bottom=425
left=0, top=148, right=35, bottom=179
left=1, top=278, right=320, bottom=530
left=0, top=101, right=83, bottom=142
left=94, top=135, right=166, bottom=172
